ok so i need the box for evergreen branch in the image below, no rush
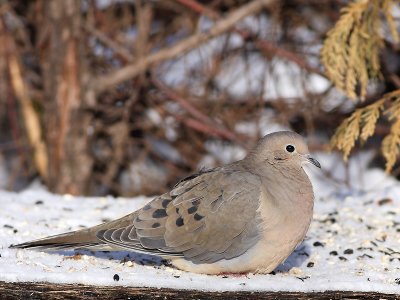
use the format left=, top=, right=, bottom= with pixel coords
left=382, top=119, right=400, bottom=172
left=321, top=0, right=398, bottom=100
left=331, top=89, right=400, bottom=172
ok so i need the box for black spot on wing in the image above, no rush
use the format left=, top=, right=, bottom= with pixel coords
left=176, top=217, right=184, bottom=227
left=194, top=213, right=204, bottom=221
left=143, top=204, right=152, bottom=211
left=152, top=222, right=161, bottom=228
left=162, top=199, right=171, bottom=208
left=152, top=209, right=167, bottom=218
left=187, top=206, right=197, bottom=214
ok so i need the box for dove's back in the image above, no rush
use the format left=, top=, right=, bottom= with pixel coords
left=10, top=164, right=264, bottom=261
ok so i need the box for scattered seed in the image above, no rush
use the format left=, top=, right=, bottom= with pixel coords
left=357, top=254, right=373, bottom=259
left=344, top=249, right=354, bottom=255
left=113, top=274, right=120, bottom=281
left=357, top=247, right=373, bottom=251
left=329, top=251, right=338, bottom=256
left=35, top=200, right=44, bottom=205
left=378, top=198, right=392, bottom=206
left=64, top=254, right=82, bottom=261
left=321, top=218, right=336, bottom=224
left=378, top=250, right=391, bottom=255
left=307, top=262, right=314, bottom=268
left=126, top=261, right=134, bottom=267
left=375, top=235, right=387, bottom=242
left=313, top=241, right=324, bottom=247
left=174, top=275, right=180, bottom=278
left=296, top=276, right=309, bottom=282
left=339, top=256, right=347, bottom=261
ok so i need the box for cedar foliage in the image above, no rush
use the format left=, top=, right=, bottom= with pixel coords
left=321, top=0, right=398, bottom=100
left=325, top=0, right=400, bottom=172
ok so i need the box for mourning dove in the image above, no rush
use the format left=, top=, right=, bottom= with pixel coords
left=10, top=131, right=320, bottom=274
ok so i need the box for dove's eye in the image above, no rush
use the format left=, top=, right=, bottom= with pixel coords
left=286, top=145, right=295, bottom=153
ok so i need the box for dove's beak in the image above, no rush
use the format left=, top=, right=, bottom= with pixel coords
left=304, top=154, right=321, bottom=168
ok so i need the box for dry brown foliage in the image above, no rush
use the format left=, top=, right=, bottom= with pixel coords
left=1, top=0, right=398, bottom=195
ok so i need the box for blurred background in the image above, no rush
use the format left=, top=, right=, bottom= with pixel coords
left=0, top=0, right=399, bottom=196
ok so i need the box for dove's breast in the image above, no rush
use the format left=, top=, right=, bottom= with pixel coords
left=246, top=183, right=314, bottom=273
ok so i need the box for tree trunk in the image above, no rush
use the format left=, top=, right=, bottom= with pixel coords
left=39, top=0, right=92, bottom=195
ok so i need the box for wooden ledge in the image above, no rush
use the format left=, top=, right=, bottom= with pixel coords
left=0, top=281, right=399, bottom=300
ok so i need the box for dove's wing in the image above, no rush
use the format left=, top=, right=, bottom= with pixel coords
left=97, top=167, right=263, bottom=263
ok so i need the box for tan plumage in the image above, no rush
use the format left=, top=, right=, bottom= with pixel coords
left=10, top=131, right=320, bottom=274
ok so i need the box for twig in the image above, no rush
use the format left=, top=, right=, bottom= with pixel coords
left=176, top=0, right=219, bottom=18
left=152, top=77, right=249, bottom=147
left=152, top=77, right=212, bottom=125
left=389, top=74, right=400, bottom=89
left=252, top=38, right=325, bottom=77
left=134, top=1, right=152, bottom=60
left=173, top=113, right=250, bottom=149
left=83, top=23, right=134, bottom=62
left=91, top=0, right=274, bottom=94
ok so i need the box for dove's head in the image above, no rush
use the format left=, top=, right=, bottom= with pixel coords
left=249, top=131, right=321, bottom=170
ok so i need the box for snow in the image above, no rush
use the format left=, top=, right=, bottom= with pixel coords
left=1, top=153, right=400, bottom=293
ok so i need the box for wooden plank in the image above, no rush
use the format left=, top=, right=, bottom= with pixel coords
left=0, top=281, right=399, bottom=300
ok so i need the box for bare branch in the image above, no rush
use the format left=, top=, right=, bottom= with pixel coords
left=92, top=0, right=274, bottom=94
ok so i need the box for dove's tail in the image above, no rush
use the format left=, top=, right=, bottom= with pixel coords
left=9, top=226, right=106, bottom=251
left=10, top=211, right=136, bottom=251
left=10, top=213, right=135, bottom=251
